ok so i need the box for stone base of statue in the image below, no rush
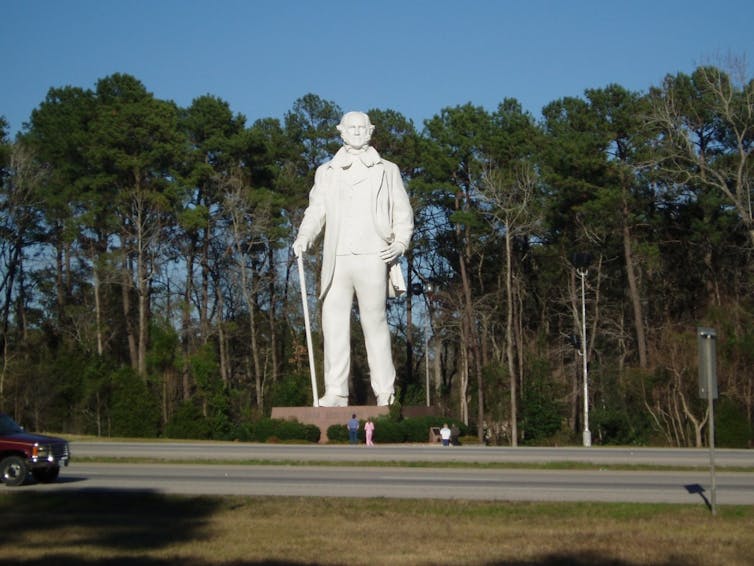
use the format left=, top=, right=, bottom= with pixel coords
left=271, top=405, right=440, bottom=443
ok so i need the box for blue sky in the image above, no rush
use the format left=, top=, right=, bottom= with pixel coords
left=2, top=0, right=752, bottom=136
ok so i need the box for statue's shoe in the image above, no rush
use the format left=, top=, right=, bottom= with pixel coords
left=376, top=393, right=395, bottom=406
left=318, top=393, right=348, bottom=407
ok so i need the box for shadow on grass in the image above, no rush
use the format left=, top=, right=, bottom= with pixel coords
left=0, top=488, right=218, bottom=553
left=0, top=490, right=696, bottom=566
left=0, top=555, right=689, bottom=566
left=684, top=482, right=712, bottom=511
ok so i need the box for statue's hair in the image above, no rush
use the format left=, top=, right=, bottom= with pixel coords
left=338, top=111, right=373, bottom=128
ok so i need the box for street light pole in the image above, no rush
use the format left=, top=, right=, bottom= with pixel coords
left=578, top=266, right=591, bottom=447
left=571, top=252, right=593, bottom=448
left=425, top=317, right=430, bottom=407
left=424, top=283, right=434, bottom=407
left=410, top=281, right=434, bottom=407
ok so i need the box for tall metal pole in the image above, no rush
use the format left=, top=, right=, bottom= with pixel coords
left=707, top=358, right=717, bottom=516
left=579, top=268, right=591, bottom=447
left=697, top=327, right=718, bottom=515
left=424, top=284, right=435, bottom=408
left=425, top=313, right=430, bottom=407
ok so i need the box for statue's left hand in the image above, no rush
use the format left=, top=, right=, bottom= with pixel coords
left=379, top=242, right=405, bottom=263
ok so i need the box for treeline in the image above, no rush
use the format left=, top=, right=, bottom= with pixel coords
left=1, top=64, right=752, bottom=447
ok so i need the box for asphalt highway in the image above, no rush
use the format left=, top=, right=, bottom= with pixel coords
left=12, top=442, right=753, bottom=505
left=14, top=462, right=751, bottom=504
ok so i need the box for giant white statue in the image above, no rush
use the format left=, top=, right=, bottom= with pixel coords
left=293, top=111, right=414, bottom=407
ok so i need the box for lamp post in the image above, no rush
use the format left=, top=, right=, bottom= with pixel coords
left=572, top=252, right=593, bottom=447
left=424, top=283, right=434, bottom=407
left=410, top=282, right=432, bottom=407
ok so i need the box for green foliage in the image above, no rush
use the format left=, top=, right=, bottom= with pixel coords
left=250, top=418, right=320, bottom=443
left=165, top=401, right=211, bottom=439
left=519, top=359, right=564, bottom=445
left=108, top=367, right=160, bottom=438
left=0, top=116, right=10, bottom=171
left=401, top=416, right=468, bottom=443
left=147, top=322, right=179, bottom=372
left=398, top=382, right=426, bottom=408
left=284, top=93, right=342, bottom=174
left=449, top=209, right=484, bottom=230
left=371, top=417, right=403, bottom=443
left=4, top=65, right=754, bottom=450
left=388, top=394, right=403, bottom=422
left=268, top=373, right=311, bottom=407
left=326, top=423, right=350, bottom=443
left=592, top=368, right=654, bottom=446
left=716, top=397, right=752, bottom=448
left=481, top=363, right=509, bottom=424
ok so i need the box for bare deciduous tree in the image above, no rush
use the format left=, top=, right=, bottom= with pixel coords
left=481, top=161, right=540, bottom=446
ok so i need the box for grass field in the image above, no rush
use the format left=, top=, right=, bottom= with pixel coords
left=1, top=491, right=752, bottom=565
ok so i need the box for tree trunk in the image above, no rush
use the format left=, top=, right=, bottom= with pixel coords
left=137, top=251, right=148, bottom=377
left=622, top=209, right=647, bottom=368
left=456, top=187, right=484, bottom=436
left=56, top=236, right=65, bottom=320
left=136, top=195, right=148, bottom=377
left=93, top=260, right=103, bottom=356
left=504, top=230, right=518, bottom=446
left=459, top=327, right=469, bottom=425
left=121, top=255, right=138, bottom=371
left=200, top=225, right=210, bottom=343
left=267, top=244, right=279, bottom=382
left=216, top=286, right=228, bottom=385
left=404, top=253, right=415, bottom=401
left=181, top=238, right=196, bottom=400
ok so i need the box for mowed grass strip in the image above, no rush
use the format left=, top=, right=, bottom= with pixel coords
left=72, top=455, right=754, bottom=473
left=1, top=493, right=752, bottom=565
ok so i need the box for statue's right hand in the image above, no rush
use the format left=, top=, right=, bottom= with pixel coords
left=292, top=239, right=308, bottom=257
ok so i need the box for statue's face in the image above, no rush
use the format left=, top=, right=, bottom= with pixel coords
left=339, top=112, right=373, bottom=150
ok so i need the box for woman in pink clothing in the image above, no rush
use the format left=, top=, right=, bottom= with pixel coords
left=364, top=418, right=375, bottom=446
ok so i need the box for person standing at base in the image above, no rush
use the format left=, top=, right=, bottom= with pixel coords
left=440, top=423, right=451, bottom=447
left=292, top=111, right=414, bottom=407
left=364, top=417, right=375, bottom=446
left=347, top=414, right=360, bottom=445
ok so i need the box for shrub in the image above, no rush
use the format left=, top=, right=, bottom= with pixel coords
left=520, top=365, right=564, bottom=445
left=327, top=423, right=351, bottom=443
left=251, top=418, right=320, bottom=443
left=401, top=417, right=433, bottom=442
left=165, top=401, right=211, bottom=439
left=399, top=416, right=463, bottom=442
left=230, top=422, right=253, bottom=441
left=373, top=417, right=404, bottom=443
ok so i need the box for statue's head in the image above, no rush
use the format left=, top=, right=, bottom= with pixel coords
left=337, top=111, right=374, bottom=151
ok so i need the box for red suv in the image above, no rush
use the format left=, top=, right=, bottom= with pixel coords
left=0, top=413, right=70, bottom=486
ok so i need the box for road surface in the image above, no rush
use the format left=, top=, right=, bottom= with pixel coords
left=12, top=442, right=752, bottom=504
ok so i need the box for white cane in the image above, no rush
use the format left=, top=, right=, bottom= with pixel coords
left=297, top=254, right=319, bottom=406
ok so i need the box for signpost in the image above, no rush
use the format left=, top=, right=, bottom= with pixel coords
left=697, top=327, right=718, bottom=515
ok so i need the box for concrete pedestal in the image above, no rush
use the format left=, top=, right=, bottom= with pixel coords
left=271, top=405, right=439, bottom=443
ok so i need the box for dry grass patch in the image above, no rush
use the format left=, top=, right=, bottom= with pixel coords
left=0, top=492, right=752, bottom=565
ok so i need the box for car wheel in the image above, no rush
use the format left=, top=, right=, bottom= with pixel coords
left=0, top=455, right=29, bottom=487
left=32, top=466, right=60, bottom=484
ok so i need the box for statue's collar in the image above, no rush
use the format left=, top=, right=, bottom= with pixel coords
left=329, top=146, right=382, bottom=169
